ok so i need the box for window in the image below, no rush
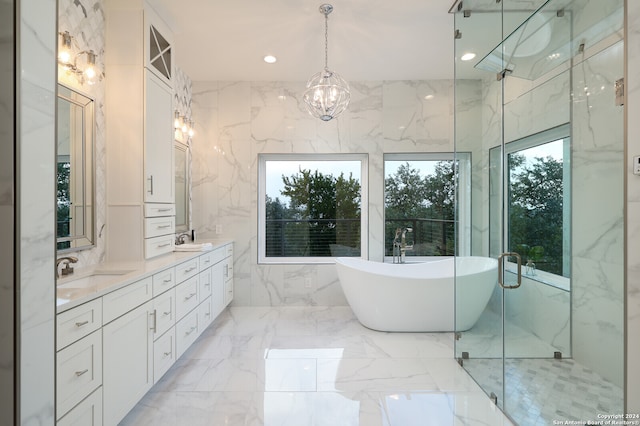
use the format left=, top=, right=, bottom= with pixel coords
left=384, top=153, right=471, bottom=260
left=258, top=154, right=368, bottom=263
left=490, top=124, right=571, bottom=282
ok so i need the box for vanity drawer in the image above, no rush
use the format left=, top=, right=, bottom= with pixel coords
left=153, top=288, right=175, bottom=338
left=144, top=216, right=175, bottom=238
left=57, top=298, right=102, bottom=351
left=199, top=268, right=212, bottom=300
left=209, top=247, right=226, bottom=266
left=144, top=203, right=175, bottom=218
left=102, top=277, right=153, bottom=324
left=153, top=328, right=176, bottom=384
left=223, top=256, right=234, bottom=281
left=56, top=330, right=102, bottom=419
left=57, top=387, right=102, bottom=426
left=145, top=234, right=174, bottom=259
left=152, top=267, right=175, bottom=296
left=198, top=296, right=213, bottom=334
left=175, top=275, right=199, bottom=320
left=176, top=309, right=199, bottom=359
left=224, top=278, right=234, bottom=306
left=199, top=251, right=214, bottom=270
left=175, top=258, right=199, bottom=283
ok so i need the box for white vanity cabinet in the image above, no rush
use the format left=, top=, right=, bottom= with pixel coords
left=56, top=242, right=234, bottom=425
left=105, top=1, right=175, bottom=261
left=56, top=299, right=103, bottom=423
left=102, top=299, right=154, bottom=426
left=57, top=387, right=102, bottom=426
left=223, top=254, right=234, bottom=305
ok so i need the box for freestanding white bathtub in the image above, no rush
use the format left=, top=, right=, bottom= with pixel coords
left=334, top=257, right=498, bottom=332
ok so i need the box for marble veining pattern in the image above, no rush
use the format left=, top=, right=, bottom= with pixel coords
left=627, top=0, right=640, bottom=412
left=121, top=306, right=514, bottom=426
left=191, top=80, right=455, bottom=307
left=20, top=0, right=57, bottom=424
left=463, top=358, right=623, bottom=426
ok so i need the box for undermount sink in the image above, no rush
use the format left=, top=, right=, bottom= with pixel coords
left=57, top=269, right=134, bottom=290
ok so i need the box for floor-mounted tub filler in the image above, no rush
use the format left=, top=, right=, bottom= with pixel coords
left=335, top=257, right=498, bottom=332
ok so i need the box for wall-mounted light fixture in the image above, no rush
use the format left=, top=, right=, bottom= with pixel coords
left=174, top=110, right=195, bottom=142
left=58, top=30, right=101, bottom=85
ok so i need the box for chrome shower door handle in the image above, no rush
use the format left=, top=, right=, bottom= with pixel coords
left=497, top=252, right=522, bottom=289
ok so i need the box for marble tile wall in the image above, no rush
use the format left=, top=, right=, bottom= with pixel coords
left=626, top=0, right=640, bottom=412
left=19, top=0, right=57, bottom=423
left=473, top=1, right=625, bottom=387
left=572, top=40, right=625, bottom=387
left=190, top=80, right=454, bottom=307
left=58, top=0, right=107, bottom=267
left=0, top=0, right=14, bottom=420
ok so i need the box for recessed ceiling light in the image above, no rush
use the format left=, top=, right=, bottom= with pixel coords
left=424, top=94, right=435, bottom=100
left=264, top=55, right=277, bottom=64
left=461, top=52, right=476, bottom=61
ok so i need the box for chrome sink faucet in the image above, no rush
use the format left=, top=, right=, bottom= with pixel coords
left=56, top=256, right=78, bottom=278
left=175, top=232, right=191, bottom=245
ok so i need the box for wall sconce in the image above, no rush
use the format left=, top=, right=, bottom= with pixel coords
left=58, top=30, right=101, bottom=85
left=174, top=110, right=195, bottom=141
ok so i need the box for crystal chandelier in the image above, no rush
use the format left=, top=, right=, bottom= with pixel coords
left=303, top=4, right=350, bottom=121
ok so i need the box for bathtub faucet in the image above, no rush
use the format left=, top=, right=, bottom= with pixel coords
left=393, top=227, right=413, bottom=263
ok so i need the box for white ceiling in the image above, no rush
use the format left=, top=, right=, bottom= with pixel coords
left=147, top=0, right=456, bottom=82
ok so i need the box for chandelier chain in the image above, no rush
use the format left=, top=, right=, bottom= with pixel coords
left=324, top=11, right=329, bottom=70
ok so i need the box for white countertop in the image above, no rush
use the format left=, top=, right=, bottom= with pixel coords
left=56, top=239, right=233, bottom=313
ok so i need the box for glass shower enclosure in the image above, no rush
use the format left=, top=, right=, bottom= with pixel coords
left=452, top=0, right=625, bottom=423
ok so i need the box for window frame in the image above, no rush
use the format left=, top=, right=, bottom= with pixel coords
left=258, top=153, right=369, bottom=264
left=382, top=152, right=471, bottom=262
left=497, top=124, right=571, bottom=289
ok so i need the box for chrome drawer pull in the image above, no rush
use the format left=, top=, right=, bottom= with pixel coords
left=163, top=311, right=171, bottom=317
left=184, top=292, right=196, bottom=301
left=158, top=243, right=171, bottom=248
left=163, top=351, right=172, bottom=358
left=185, top=326, right=196, bottom=335
left=163, top=278, right=172, bottom=283
left=75, top=369, right=89, bottom=377
left=157, top=208, right=172, bottom=212
left=150, top=310, right=157, bottom=332
left=185, top=266, right=197, bottom=273
left=75, top=320, right=89, bottom=327
left=157, top=225, right=171, bottom=229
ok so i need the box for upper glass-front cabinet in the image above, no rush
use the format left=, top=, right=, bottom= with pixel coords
left=144, top=7, right=173, bottom=86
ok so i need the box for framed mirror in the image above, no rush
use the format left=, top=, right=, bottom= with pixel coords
left=57, top=84, right=95, bottom=251
left=175, top=141, right=190, bottom=232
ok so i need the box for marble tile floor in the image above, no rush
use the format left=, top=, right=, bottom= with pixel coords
left=463, top=358, right=623, bottom=426
left=121, top=306, right=514, bottom=426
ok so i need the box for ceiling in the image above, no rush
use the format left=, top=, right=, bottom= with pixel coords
left=147, top=0, right=456, bottom=82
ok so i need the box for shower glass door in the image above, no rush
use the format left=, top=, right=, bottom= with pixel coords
left=453, top=0, right=625, bottom=424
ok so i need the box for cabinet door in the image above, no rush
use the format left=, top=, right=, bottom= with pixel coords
left=223, top=256, right=234, bottom=306
left=144, top=69, right=174, bottom=203
left=103, top=300, right=154, bottom=426
left=211, top=261, right=225, bottom=318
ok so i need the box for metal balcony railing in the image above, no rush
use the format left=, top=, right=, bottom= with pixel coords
left=265, top=217, right=456, bottom=257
